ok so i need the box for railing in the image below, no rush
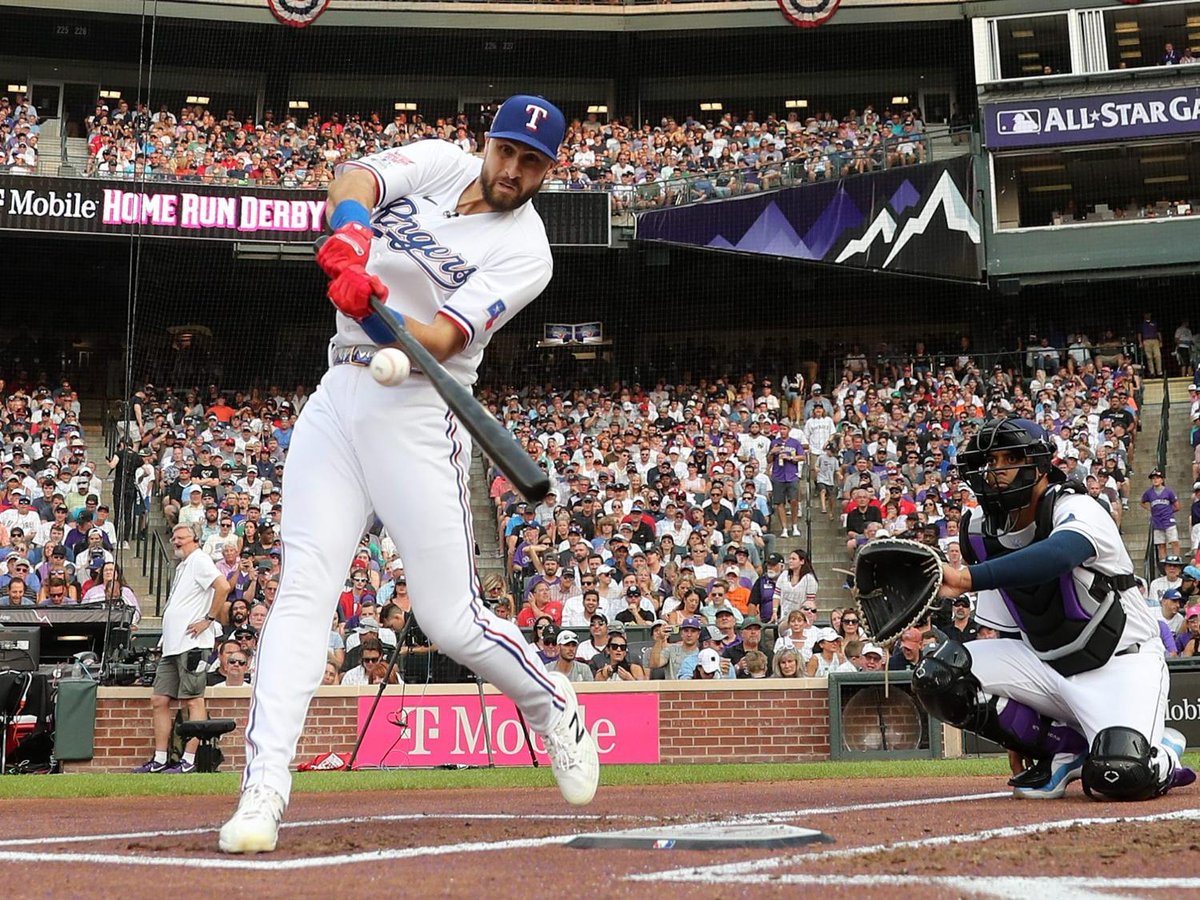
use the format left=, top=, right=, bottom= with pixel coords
left=139, top=522, right=176, bottom=617
left=1143, top=373, right=1172, bottom=587
left=58, top=118, right=68, bottom=174
left=620, top=125, right=966, bottom=218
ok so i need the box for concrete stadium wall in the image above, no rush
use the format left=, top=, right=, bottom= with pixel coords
left=71, top=680, right=833, bottom=773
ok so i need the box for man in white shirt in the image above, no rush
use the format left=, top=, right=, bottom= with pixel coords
left=132, top=523, right=229, bottom=775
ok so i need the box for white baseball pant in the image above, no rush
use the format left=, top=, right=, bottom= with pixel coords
left=970, top=637, right=1168, bottom=748
left=241, top=362, right=566, bottom=802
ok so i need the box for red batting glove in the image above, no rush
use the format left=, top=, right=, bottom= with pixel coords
left=327, top=265, right=388, bottom=320
left=316, top=223, right=374, bottom=279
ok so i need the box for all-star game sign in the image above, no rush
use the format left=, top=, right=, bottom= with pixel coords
left=268, top=0, right=332, bottom=28
left=776, top=0, right=842, bottom=28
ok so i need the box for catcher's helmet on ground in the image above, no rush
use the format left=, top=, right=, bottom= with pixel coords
left=958, top=418, right=1062, bottom=520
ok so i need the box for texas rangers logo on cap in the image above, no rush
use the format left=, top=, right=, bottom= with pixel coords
left=268, top=0, right=332, bottom=28
left=488, top=95, right=566, bottom=160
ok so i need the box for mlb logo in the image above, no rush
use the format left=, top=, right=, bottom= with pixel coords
left=996, top=109, right=1042, bottom=135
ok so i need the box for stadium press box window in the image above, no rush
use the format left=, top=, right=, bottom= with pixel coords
left=994, top=13, right=1072, bottom=80
left=992, top=139, right=1200, bottom=230
left=1103, top=1, right=1200, bottom=71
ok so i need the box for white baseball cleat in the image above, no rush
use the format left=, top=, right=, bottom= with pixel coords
left=541, top=671, right=600, bottom=806
left=218, top=784, right=286, bottom=853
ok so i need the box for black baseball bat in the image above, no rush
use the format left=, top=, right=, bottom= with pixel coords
left=314, top=237, right=550, bottom=501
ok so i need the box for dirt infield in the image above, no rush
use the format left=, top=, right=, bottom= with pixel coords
left=3, top=776, right=1199, bottom=897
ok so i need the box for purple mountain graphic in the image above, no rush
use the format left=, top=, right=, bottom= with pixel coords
left=889, top=180, right=921, bottom=215
left=707, top=235, right=736, bottom=249
left=732, top=202, right=812, bottom=258
left=801, top=187, right=864, bottom=259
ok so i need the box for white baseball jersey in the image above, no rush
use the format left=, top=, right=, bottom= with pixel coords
left=972, top=493, right=1160, bottom=649
left=342, top=140, right=553, bottom=385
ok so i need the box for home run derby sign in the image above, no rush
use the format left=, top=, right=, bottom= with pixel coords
left=268, top=0, right=331, bottom=28
left=776, top=0, right=842, bottom=28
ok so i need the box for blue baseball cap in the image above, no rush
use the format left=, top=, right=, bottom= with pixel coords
left=487, top=94, right=565, bottom=160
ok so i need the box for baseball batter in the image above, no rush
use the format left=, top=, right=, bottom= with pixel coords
left=219, top=95, right=599, bottom=854
left=915, top=419, right=1194, bottom=800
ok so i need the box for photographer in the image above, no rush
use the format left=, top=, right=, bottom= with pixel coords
left=592, top=631, right=647, bottom=682
left=132, top=523, right=229, bottom=775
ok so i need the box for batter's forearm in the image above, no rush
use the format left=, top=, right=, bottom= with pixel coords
left=325, top=168, right=379, bottom=225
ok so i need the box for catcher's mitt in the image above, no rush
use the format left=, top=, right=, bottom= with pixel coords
left=853, top=538, right=944, bottom=643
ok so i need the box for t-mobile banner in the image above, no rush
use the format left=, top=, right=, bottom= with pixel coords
left=0, top=175, right=610, bottom=245
left=0, top=175, right=326, bottom=240
left=353, top=692, right=659, bottom=768
left=984, top=87, right=1200, bottom=149
left=1166, top=667, right=1200, bottom=748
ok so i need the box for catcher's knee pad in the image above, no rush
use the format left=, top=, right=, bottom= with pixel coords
left=912, top=639, right=981, bottom=729
left=1082, top=727, right=1160, bottom=801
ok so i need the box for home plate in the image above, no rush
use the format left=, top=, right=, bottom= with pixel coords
left=566, top=824, right=833, bottom=850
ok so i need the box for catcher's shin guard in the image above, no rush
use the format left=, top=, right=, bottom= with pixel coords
left=912, top=639, right=1087, bottom=760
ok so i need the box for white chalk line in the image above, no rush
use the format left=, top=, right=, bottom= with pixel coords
left=0, top=790, right=1004, bottom=870
left=636, top=873, right=1200, bottom=899
left=0, top=836, right=570, bottom=871
left=726, top=789, right=1010, bottom=823
left=0, top=811, right=649, bottom=849
left=629, top=806, right=1200, bottom=885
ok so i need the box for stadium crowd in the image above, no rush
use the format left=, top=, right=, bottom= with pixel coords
left=475, top=322, right=1170, bottom=676
left=0, top=93, right=42, bottom=174
left=0, top=374, right=141, bottom=623
left=69, top=98, right=932, bottom=202
left=8, top=310, right=1193, bottom=685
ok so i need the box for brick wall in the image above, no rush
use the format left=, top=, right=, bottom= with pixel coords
left=73, top=680, right=832, bottom=773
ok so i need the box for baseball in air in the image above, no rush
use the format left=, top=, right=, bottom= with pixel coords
left=369, top=348, right=411, bottom=386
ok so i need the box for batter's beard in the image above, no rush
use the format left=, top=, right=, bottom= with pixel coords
left=479, top=172, right=539, bottom=212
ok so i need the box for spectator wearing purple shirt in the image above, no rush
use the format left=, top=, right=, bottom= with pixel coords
left=767, top=431, right=803, bottom=537
left=1141, top=469, right=1181, bottom=567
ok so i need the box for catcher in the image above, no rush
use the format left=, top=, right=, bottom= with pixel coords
left=856, top=419, right=1193, bottom=800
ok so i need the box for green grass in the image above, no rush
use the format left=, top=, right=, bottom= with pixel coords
left=6, top=753, right=1195, bottom=801
left=0, top=758, right=1016, bottom=800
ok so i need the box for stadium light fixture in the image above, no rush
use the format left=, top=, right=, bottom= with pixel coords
left=891, top=96, right=910, bottom=105
left=587, top=105, right=608, bottom=115
left=393, top=102, right=417, bottom=111
left=1018, top=52, right=1040, bottom=60
left=785, top=99, right=809, bottom=109
left=1140, top=155, right=1186, bottom=164
left=99, top=90, right=122, bottom=100
left=700, top=102, right=723, bottom=112
left=186, top=95, right=210, bottom=105
left=1010, top=29, right=1034, bottom=39
left=1119, top=38, right=1141, bottom=47
left=1022, top=65, right=1045, bottom=73
left=1029, top=184, right=1072, bottom=193
left=1120, top=51, right=1143, bottom=60
left=1144, top=175, right=1189, bottom=185
left=1114, top=21, right=1139, bottom=33
left=7, top=84, right=27, bottom=93
left=288, top=100, right=310, bottom=110
left=1019, top=164, right=1066, bottom=173
left=1190, top=15, right=1200, bottom=26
